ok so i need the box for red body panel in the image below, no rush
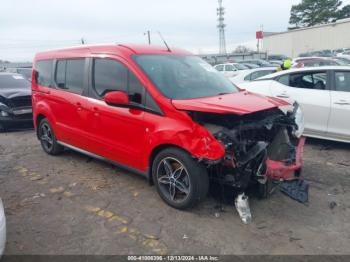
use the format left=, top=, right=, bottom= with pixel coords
left=32, top=44, right=301, bottom=179
left=172, top=91, right=289, bottom=115
left=265, top=137, right=306, bottom=180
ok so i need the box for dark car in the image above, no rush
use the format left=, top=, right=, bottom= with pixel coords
left=0, top=73, right=33, bottom=131
left=6, top=68, right=32, bottom=81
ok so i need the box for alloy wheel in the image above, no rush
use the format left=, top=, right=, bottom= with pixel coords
left=156, top=157, right=191, bottom=203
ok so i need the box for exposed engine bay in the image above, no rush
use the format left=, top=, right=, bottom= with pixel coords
left=188, top=104, right=307, bottom=224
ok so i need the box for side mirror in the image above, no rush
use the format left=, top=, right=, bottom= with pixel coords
left=104, top=91, right=129, bottom=106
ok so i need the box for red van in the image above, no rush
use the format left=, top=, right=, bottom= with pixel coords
left=32, top=44, right=305, bottom=223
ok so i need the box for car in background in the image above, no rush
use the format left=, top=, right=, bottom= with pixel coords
left=293, top=57, right=340, bottom=68
left=337, top=50, right=350, bottom=59
left=333, top=56, right=350, bottom=65
left=0, top=198, right=5, bottom=256
left=214, top=63, right=249, bottom=77
left=229, top=67, right=277, bottom=85
left=238, top=59, right=276, bottom=68
left=240, top=66, right=350, bottom=143
left=0, top=73, right=33, bottom=132
left=239, top=63, right=259, bottom=69
left=268, top=54, right=289, bottom=61
left=6, top=68, right=32, bottom=81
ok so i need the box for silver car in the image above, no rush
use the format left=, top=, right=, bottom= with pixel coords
left=0, top=199, right=5, bottom=256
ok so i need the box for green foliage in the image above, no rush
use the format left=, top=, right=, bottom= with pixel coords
left=289, top=0, right=350, bottom=28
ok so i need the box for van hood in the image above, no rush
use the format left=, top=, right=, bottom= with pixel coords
left=171, top=91, right=289, bottom=115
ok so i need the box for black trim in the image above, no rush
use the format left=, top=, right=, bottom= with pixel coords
left=57, top=140, right=148, bottom=179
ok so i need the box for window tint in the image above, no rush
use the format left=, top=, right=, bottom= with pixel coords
left=55, top=59, right=85, bottom=93
left=55, top=60, right=66, bottom=88
left=335, top=71, right=350, bottom=92
left=128, top=71, right=144, bottom=104
left=250, top=70, right=276, bottom=81
left=65, top=59, right=85, bottom=94
left=289, top=72, right=327, bottom=90
left=277, top=75, right=289, bottom=85
left=244, top=74, right=252, bottom=81
left=93, top=58, right=145, bottom=104
left=215, top=65, right=224, bottom=71
left=36, top=60, right=53, bottom=86
left=93, top=59, right=127, bottom=96
left=225, top=64, right=235, bottom=71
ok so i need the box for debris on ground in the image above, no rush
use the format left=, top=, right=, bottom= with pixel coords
left=329, top=201, right=337, bottom=210
left=280, top=179, right=309, bottom=203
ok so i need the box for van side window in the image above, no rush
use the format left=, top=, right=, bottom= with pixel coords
left=335, top=71, right=350, bottom=92
left=66, top=59, right=85, bottom=93
left=55, top=59, right=85, bottom=94
left=36, top=60, right=53, bottom=87
left=93, top=59, right=128, bottom=96
left=93, top=58, right=144, bottom=104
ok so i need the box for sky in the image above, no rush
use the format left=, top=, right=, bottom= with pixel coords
left=1, top=0, right=349, bottom=61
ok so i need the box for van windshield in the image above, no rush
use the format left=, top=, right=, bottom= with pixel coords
left=133, top=55, right=238, bottom=99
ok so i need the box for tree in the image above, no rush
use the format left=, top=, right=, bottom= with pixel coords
left=289, top=0, right=343, bottom=28
left=234, top=45, right=252, bottom=53
left=337, top=4, right=350, bottom=19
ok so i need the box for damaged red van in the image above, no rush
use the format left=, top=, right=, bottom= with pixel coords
left=32, top=44, right=306, bottom=223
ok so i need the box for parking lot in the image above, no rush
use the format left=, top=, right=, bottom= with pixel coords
left=0, top=128, right=350, bottom=255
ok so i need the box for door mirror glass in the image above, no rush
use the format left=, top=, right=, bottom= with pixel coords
left=104, top=91, right=129, bottom=106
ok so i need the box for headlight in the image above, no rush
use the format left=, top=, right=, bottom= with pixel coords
left=293, top=103, right=304, bottom=138
left=0, top=102, right=10, bottom=117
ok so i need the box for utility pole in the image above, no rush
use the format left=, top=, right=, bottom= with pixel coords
left=217, top=0, right=227, bottom=55
left=144, top=30, right=151, bottom=45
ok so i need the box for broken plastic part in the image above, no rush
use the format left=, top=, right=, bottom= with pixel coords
left=280, top=179, right=309, bottom=203
left=234, top=193, right=252, bottom=224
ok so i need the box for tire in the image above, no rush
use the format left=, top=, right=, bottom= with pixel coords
left=152, top=147, right=209, bottom=209
left=38, top=118, right=64, bottom=155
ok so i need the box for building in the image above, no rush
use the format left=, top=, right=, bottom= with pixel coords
left=263, top=18, right=350, bottom=58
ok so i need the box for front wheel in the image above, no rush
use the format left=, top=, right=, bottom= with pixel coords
left=152, top=148, right=209, bottom=209
left=38, top=119, right=64, bottom=155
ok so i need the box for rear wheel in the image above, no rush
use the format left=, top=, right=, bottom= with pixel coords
left=38, top=119, right=64, bottom=155
left=152, top=148, right=209, bottom=209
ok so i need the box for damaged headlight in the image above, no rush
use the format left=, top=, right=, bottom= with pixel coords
left=292, top=103, right=304, bottom=138
left=0, top=103, right=10, bottom=117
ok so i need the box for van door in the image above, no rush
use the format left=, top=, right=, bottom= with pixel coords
left=327, top=70, right=350, bottom=141
left=270, top=71, right=331, bottom=137
left=51, top=59, right=90, bottom=149
left=85, top=57, right=148, bottom=171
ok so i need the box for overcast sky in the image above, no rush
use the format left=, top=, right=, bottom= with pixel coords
left=1, top=0, right=349, bottom=61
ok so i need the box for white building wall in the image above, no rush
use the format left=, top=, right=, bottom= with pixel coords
left=263, top=19, right=350, bottom=58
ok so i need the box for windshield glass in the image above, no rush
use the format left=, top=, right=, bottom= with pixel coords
left=0, top=74, right=30, bottom=88
left=17, top=69, right=32, bottom=79
left=133, top=55, right=239, bottom=99
left=234, top=63, right=248, bottom=70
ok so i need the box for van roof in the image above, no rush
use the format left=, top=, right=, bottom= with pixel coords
left=34, top=43, right=192, bottom=60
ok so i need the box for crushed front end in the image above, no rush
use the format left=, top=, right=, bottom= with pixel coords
left=188, top=103, right=306, bottom=223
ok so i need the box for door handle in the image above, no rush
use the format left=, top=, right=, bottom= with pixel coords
left=334, top=100, right=350, bottom=105
left=277, top=94, right=289, bottom=98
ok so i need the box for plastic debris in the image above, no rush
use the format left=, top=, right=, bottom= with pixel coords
left=234, top=193, right=252, bottom=224
left=280, top=180, right=309, bottom=203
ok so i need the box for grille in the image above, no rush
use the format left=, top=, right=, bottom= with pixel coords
left=9, top=96, right=32, bottom=108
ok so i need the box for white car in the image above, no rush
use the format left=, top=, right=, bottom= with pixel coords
left=229, top=67, right=277, bottom=85
left=337, top=50, right=350, bottom=59
left=239, top=66, right=350, bottom=143
left=0, top=199, right=5, bottom=256
left=214, top=63, right=248, bottom=77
